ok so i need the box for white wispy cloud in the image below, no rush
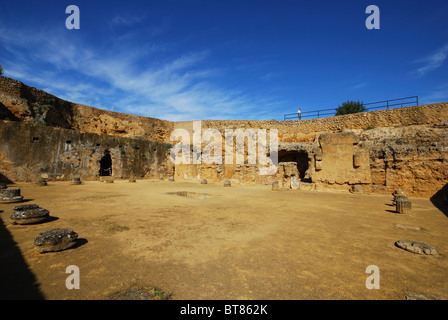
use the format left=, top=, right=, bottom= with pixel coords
left=414, top=43, right=448, bottom=76
left=424, top=83, right=448, bottom=104
left=0, top=25, right=280, bottom=121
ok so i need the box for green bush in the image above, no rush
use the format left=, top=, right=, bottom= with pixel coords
left=335, top=100, right=366, bottom=116
left=0, top=64, right=3, bottom=76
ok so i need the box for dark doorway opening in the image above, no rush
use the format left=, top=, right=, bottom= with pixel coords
left=99, top=150, right=112, bottom=176
left=278, top=150, right=310, bottom=181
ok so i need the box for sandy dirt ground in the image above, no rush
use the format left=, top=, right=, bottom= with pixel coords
left=1, top=180, right=447, bottom=300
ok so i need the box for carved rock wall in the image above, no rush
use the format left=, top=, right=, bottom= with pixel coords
left=0, top=120, right=170, bottom=182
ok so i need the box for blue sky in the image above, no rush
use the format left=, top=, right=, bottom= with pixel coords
left=1, top=0, right=447, bottom=121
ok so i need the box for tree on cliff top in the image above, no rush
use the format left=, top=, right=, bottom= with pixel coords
left=335, top=100, right=366, bottom=116
left=0, top=64, right=3, bottom=76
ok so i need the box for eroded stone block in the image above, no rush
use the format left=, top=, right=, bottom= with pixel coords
left=34, top=229, right=78, bottom=253
left=396, top=198, right=412, bottom=214
left=36, top=178, right=48, bottom=186
left=395, top=239, right=437, bottom=255
left=0, top=188, right=24, bottom=203
left=10, top=204, right=50, bottom=225
left=71, top=177, right=82, bottom=185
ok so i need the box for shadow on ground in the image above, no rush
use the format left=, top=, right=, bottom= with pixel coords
left=430, top=183, right=448, bottom=218
left=0, top=216, right=44, bottom=299
left=0, top=173, right=14, bottom=184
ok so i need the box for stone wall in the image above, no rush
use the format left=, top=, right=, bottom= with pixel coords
left=359, top=121, right=448, bottom=198
left=175, top=102, right=448, bottom=142
left=1, top=76, right=447, bottom=198
left=0, top=76, right=173, bottom=143
left=312, top=132, right=371, bottom=186
left=0, top=120, right=170, bottom=183
left=171, top=117, right=448, bottom=198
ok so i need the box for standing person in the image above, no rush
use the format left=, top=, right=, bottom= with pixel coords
left=99, top=150, right=112, bottom=176
left=297, top=108, right=302, bottom=120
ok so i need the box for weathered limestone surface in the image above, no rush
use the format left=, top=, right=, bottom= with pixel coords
left=182, top=122, right=447, bottom=197
left=1, top=76, right=447, bottom=198
left=277, top=162, right=299, bottom=190
left=0, top=188, right=23, bottom=202
left=392, top=189, right=406, bottom=204
left=350, top=184, right=363, bottom=194
left=395, top=239, right=437, bottom=255
left=0, top=120, right=169, bottom=183
left=34, top=229, right=78, bottom=253
left=0, top=76, right=173, bottom=142
left=173, top=107, right=448, bottom=198
left=10, top=204, right=50, bottom=224
left=290, top=176, right=300, bottom=190
left=313, top=132, right=371, bottom=185
left=35, top=178, right=47, bottom=186
left=396, top=198, right=412, bottom=214
left=361, top=122, right=448, bottom=198
left=71, top=177, right=82, bottom=185
left=194, top=104, right=448, bottom=140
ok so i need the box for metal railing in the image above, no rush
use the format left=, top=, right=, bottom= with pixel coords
left=283, top=96, right=419, bottom=120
